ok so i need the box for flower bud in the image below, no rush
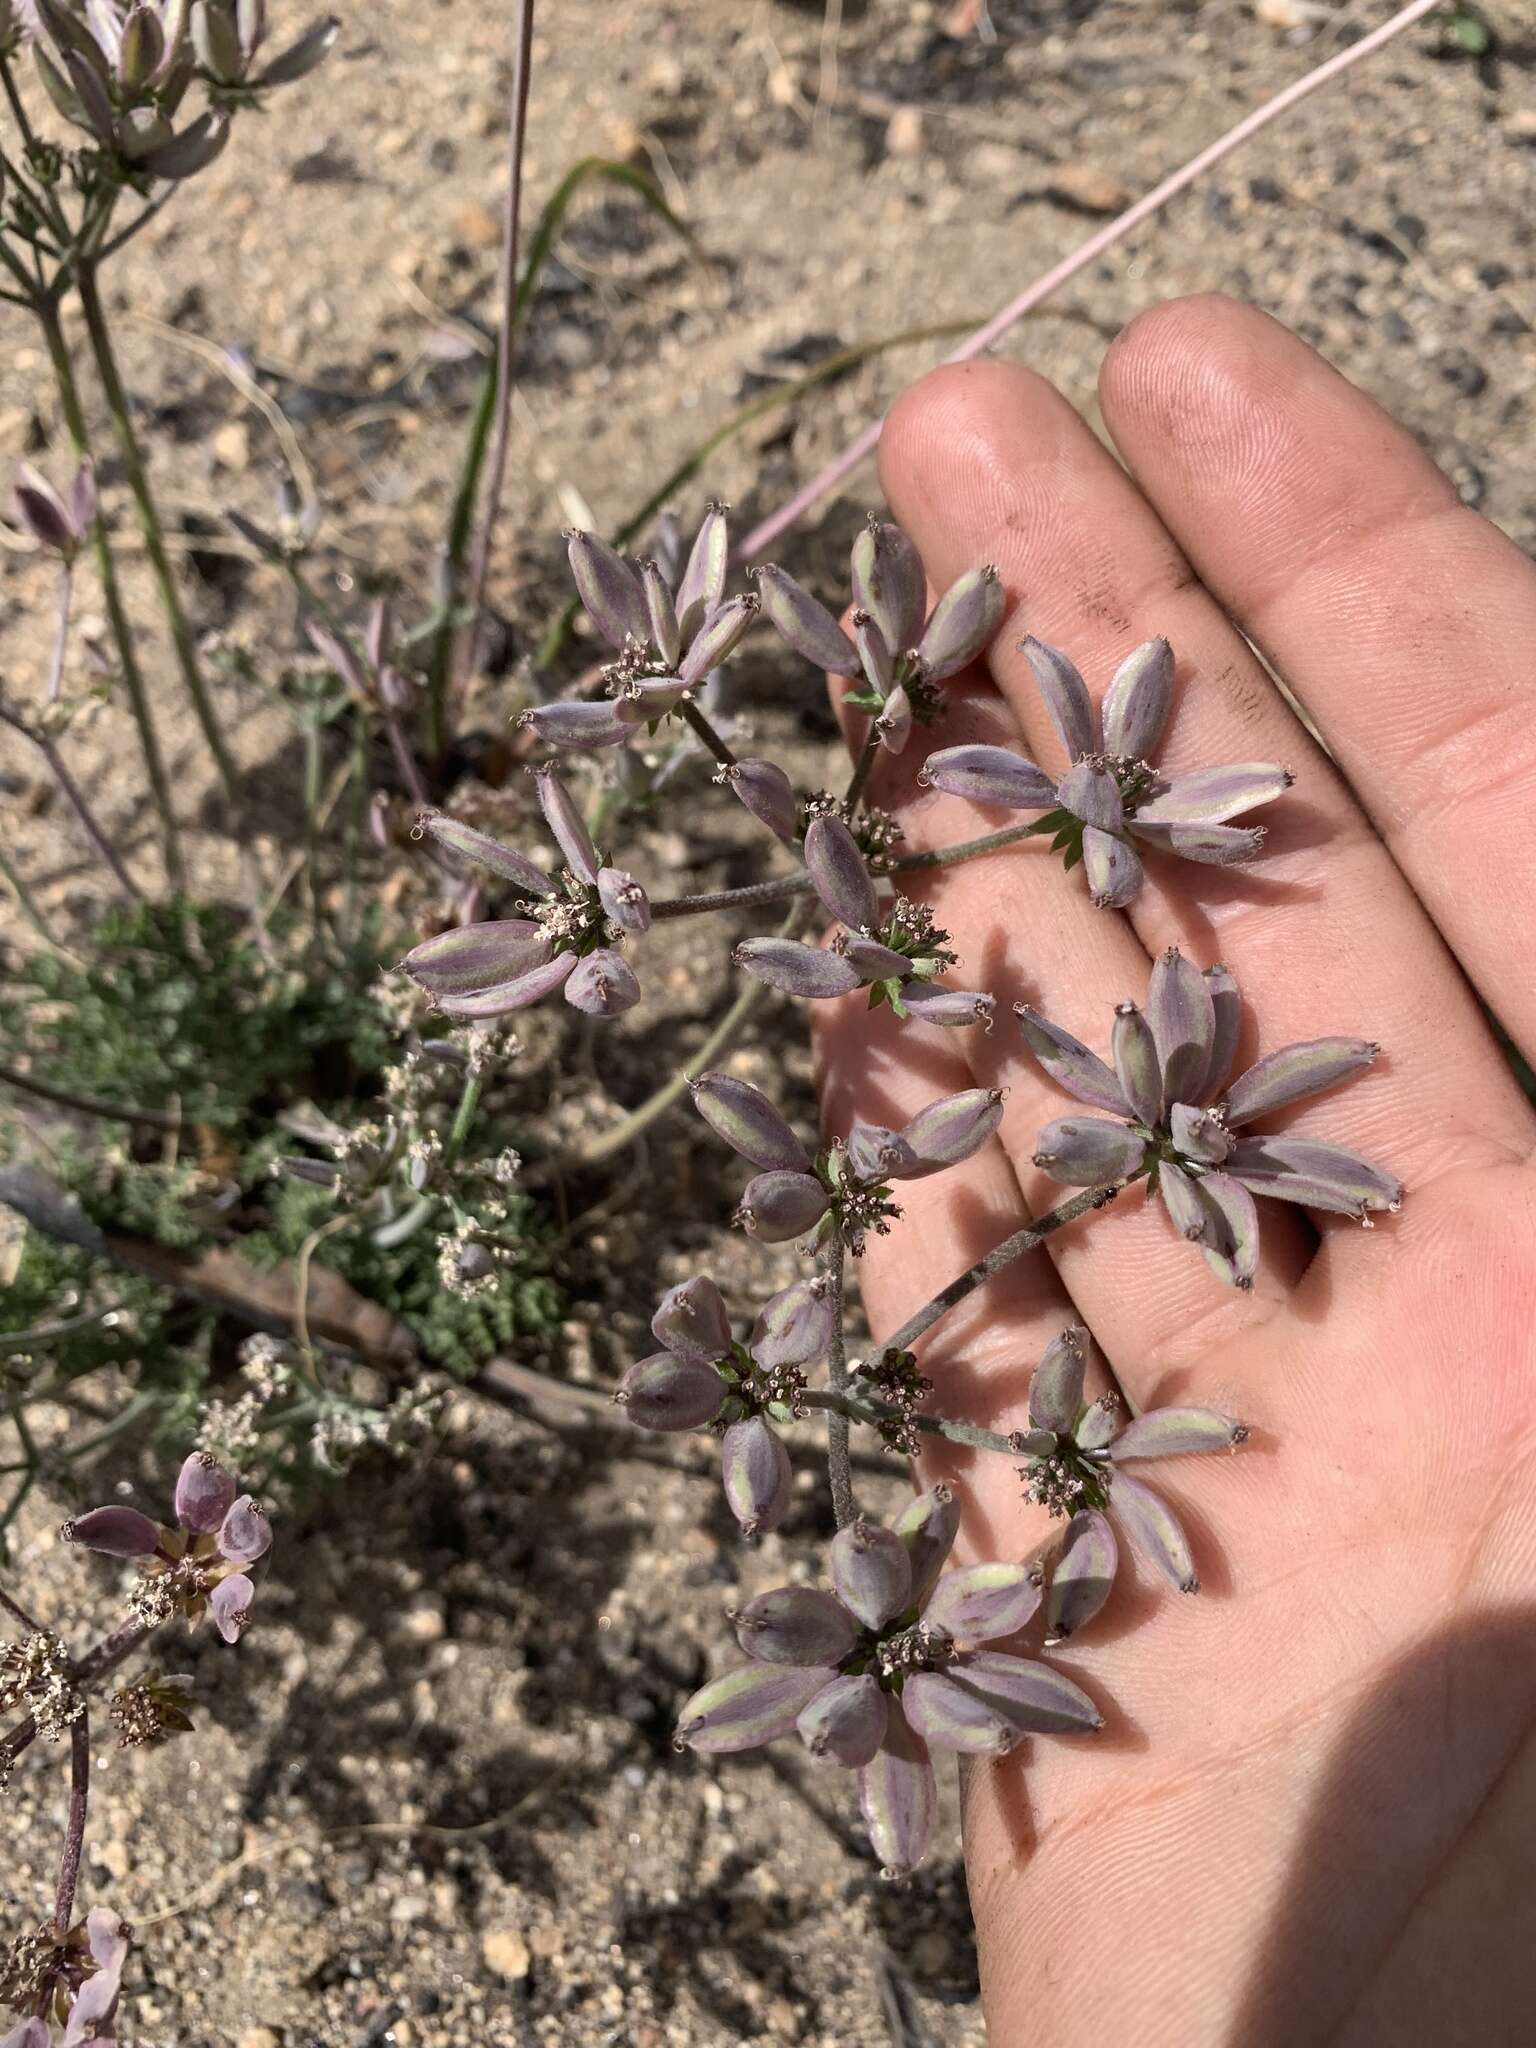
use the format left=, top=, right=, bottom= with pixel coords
left=565, top=529, right=648, bottom=649
left=1056, top=762, right=1123, bottom=835
left=413, top=810, right=554, bottom=896
left=922, top=1561, right=1041, bottom=1644
left=734, top=1171, right=829, bottom=1242
left=652, top=1274, right=732, bottom=1362
left=734, top=938, right=861, bottom=1000
left=1109, top=1472, right=1198, bottom=1592
left=1111, top=1001, right=1162, bottom=1126
left=859, top=1718, right=937, bottom=1880
left=174, top=1451, right=236, bottom=1534
left=896, top=1088, right=1004, bottom=1175
left=916, top=565, right=1004, bottom=682
left=898, top=983, right=995, bottom=1029
left=1136, top=761, right=1293, bottom=827
left=1027, top=1328, right=1086, bottom=1434
left=720, top=1415, right=792, bottom=1537
left=639, top=557, right=681, bottom=668
left=676, top=1661, right=832, bottom=1754
left=918, top=744, right=1054, bottom=811
left=1021, top=635, right=1096, bottom=763
left=1112, top=1407, right=1247, bottom=1461
left=902, top=1670, right=1022, bottom=1755
left=1100, top=638, right=1173, bottom=761
left=532, top=766, right=599, bottom=883
left=678, top=593, right=759, bottom=685
left=734, top=1587, right=856, bottom=1666
left=958, top=1650, right=1102, bottom=1732
left=1033, top=1117, right=1147, bottom=1186
left=60, top=1506, right=159, bottom=1557
left=750, top=1276, right=835, bottom=1369
left=797, top=1673, right=887, bottom=1767
left=691, top=1072, right=809, bottom=1171
left=597, top=866, right=651, bottom=933
left=754, top=564, right=858, bottom=676
left=518, top=700, right=632, bottom=749
left=617, top=1353, right=724, bottom=1431
left=400, top=919, right=549, bottom=999
left=1082, top=827, right=1142, bottom=910
left=1170, top=1101, right=1231, bottom=1164
left=723, top=759, right=797, bottom=843
left=850, top=518, right=925, bottom=656
left=803, top=813, right=878, bottom=931
left=1045, top=1511, right=1118, bottom=1643
left=1147, top=947, right=1215, bottom=1108
left=830, top=1518, right=912, bottom=1630
left=894, top=1484, right=959, bottom=1604
left=675, top=501, right=729, bottom=641
left=564, top=948, right=641, bottom=1016
left=1015, top=1006, right=1130, bottom=1116
left=1222, top=1037, right=1379, bottom=1127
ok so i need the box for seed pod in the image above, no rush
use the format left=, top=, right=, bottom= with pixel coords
left=922, top=1561, right=1042, bottom=1644
left=518, top=700, right=632, bottom=749
left=859, top=1718, right=938, bottom=1879
left=532, top=767, right=599, bottom=884
left=1135, top=762, right=1292, bottom=827
left=236, top=0, right=265, bottom=61
left=755, top=564, right=859, bottom=675
left=691, top=1072, right=809, bottom=1171
left=1110, top=1472, right=1197, bottom=1592
left=958, top=1650, right=1103, bottom=1732
left=1191, top=1171, right=1260, bottom=1290
left=734, top=1587, right=857, bottom=1667
left=845, top=1123, right=919, bottom=1184
left=1082, top=827, right=1143, bottom=910
left=678, top=593, right=759, bottom=684
left=1199, top=964, right=1243, bottom=1102
left=1015, top=1006, right=1129, bottom=1116
left=1028, top=1328, right=1087, bottom=1435
left=565, top=529, right=648, bottom=650
left=1076, top=1398, right=1118, bottom=1452
left=838, top=935, right=911, bottom=984
left=1147, top=948, right=1215, bottom=1109
left=720, top=1415, right=792, bottom=1538
left=217, top=1495, right=271, bottom=1566
left=724, top=759, right=798, bottom=843
left=616, top=1353, right=724, bottom=1432
left=597, top=866, right=651, bottom=934
left=400, top=919, right=549, bottom=998
left=804, top=814, right=878, bottom=932
left=253, top=10, right=336, bottom=86
left=1227, top=1137, right=1402, bottom=1218
left=894, top=1485, right=960, bottom=1605
left=897, top=1088, right=1005, bottom=1175
left=173, top=1451, right=236, bottom=1534
left=1032, top=1117, right=1147, bottom=1186
left=916, top=565, right=1004, bottom=681
left=1112, top=1407, right=1246, bottom=1461
left=874, top=688, right=912, bottom=755
left=651, top=1275, right=732, bottom=1363
left=1021, top=636, right=1096, bottom=763
left=901, top=1670, right=1022, bottom=1755
left=118, top=6, right=166, bottom=89
left=278, top=1157, right=340, bottom=1187
left=1101, top=637, right=1174, bottom=761
left=851, top=518, right=926, bottom=656
left=1129, top=820, right=1266, bottom=866
left=1111, top=1001, right=1162, bottom=1126
left=735, top=1171, right=829, bottom=1242
left=434, top=952, right=577, bottom=1017
left=191, top=0, right=242, bottom=81
left=853, top=610, right=894, bottom=696
left=211, top=1573, right=254, bottom=1643
left=1159, top=1159, right=1213, bottom=1243
left=676, top=1661, right=833, bottom=1754
left=750, top=1276, right=835, bottom=1369
left=1045, top=1510, right=1118, bottom=1643
left=61, top=1506, right=160, bottom=1557
left=899, top=983, right=995, bottom=1029
left=797, top=1673, right=887, bottom=1767
left=639, top=558, right=681, bottom=668
left=735, top=938, right=862, bottom=1000
left=830, top=1519, right=914, bottom=1629
left=564, top=948, right=641, bottom=1017
left=1057, top=761, right=1124, bottom=835
left=413, top=811, right=554, bottom=896
left=1170, top=1101, right=1231, bottom=1164
left=918, top=744, right=1055, bottom=811
left=675, top=502, right=729, bottom=641
left=12, top=463, right=81, bottom=554
left=1222, top=1037, right=1379, bottom=1126
left=613, top=675, right=691, bottom=723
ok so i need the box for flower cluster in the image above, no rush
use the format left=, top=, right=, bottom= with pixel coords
left=0, top=1906, right=128, bottom=2048
left=675, top=1491, right=1099, bottom=1877
left=921, top=636, right=1292, bottom=907
left=0, top=1630, right=81, bottom=1742
left=61, top=1451, right=272, bottom=1642
left=1019, top=948, right=1402, bottom=1286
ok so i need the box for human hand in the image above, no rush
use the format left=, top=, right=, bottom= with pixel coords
left=815, top=297, right=1536, bottom=2046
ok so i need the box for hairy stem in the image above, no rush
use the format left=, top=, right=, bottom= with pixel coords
left=678, top=699, right=737, bottom=770
left=819, top=1243, right=857, bottom=1529
left=802, top=1387, right=1015, bottom=1459
left=53, top=1710, right=90, bottom=1937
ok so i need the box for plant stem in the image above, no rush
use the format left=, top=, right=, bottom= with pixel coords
left=842, top=727, right=881, bottom=814
left=35, top=297, right=183, bottom=886
left=53, top=1710, right=89, bottom=1938
left=0, top=843, right=74, bottom=958
left=457, top=0, right=536, bottom=726
left=881, top=1177, right=1141, bottom=1358
left=678, top=699, right=737, bottom=770
left=0, top=708, right=143, bottom=902
left=0, top=1582, right=45, bottom=1632
left=802, top=1387, right=1016, bottom=1459
left=443, top=1064, right=486, bottom=1168
left=0, top=1060, right=180, bottom=1131
left=0, top=1616, right=145, bottom=1780
left=76, top=262, right=241, bottom=807
left=819, top=1243, right=857, bottom=1529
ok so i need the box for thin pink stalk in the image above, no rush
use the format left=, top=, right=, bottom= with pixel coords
left=460, top=0, right=536, bottom=689
left=736, top=0, right=1443, bottom=560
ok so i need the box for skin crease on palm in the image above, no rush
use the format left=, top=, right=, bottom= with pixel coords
left=810, top=298, right=1536, bottom=2047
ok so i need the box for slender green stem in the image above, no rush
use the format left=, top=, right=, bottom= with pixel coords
left=802, top=1387, right=1017, bottom=1459
left=678, top=699, right=737, bottom=770
left=842, top=726, right=881, bottom=814
left=443, top=1065, right=486, bottom=1168
left=76, top=262, right=241, bottom=807
left=35, top=296, right=183, bottom=886
left=819, top=1243, right=857, bottom=1529
left=881, top=1177, right=1142, bottom=1358
left=0, top=843, right=74, bottom=957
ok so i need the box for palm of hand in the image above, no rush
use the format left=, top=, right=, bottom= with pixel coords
left=814, top=299, right=1536, bottom=2045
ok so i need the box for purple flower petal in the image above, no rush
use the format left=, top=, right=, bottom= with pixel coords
left=1015, top=1006, right=1131, bottom=1115
left=677, top=1661, right=834, bottom=1754
left=919, top=744, right=1055, bottom=811
left=1082, top=826, right=1142, bottom=909
left=853, top=610, right=895, bottom=697
left=1147, top=948, right=1215, bottom=1108
left=719, top=1417, right=792, bottom=1538
left=875, top=685, right=913, bottom=755
left=173, top=1451, right=236, bottom=1535
left=1045, top=1512, right=1118, bottom=1643
left=639, top=557, right=681, bottom=667
left=1159, top=1158, right=1213, bottom=1242
left=1223, top=1037, right=1379, bottom=1126
left=734, top=1587, right=858, bottom=1667
left=679, top=593, right=759, bottom=685
left=859, top=1714, right=938, bottom=1878
left=1033, top=1116, right=1147, bottom=1186
left=613, top=675, right=692, bottom=723
left=674, top=502, right=729, bottom=641
left=955, top=1650, right=1103, bottom=1732
left=1100, top=637, right=1173, bottom=760
left=210, top=1571, right=255, bottom=1643
left=1136, top=762, right=1292, bottom=827
left=837, top=935, right=912, bottom=984
left=1110, top=1472, right=1198, bottom=1592
left=1169, top=1102, right=1232, bottom=1164
left=830, top=1518, right=913, bottom=1630
left=797, top=1673, right=887, bottom=1768
left=60, top=1505, right=160, bottom=1557
left=1199, top=963, right=1243, bottom=1101
left=1057, top=762, right=1124, bottom=835
left=692, top=1073, right=809, bottom=1171
left=616, top=1353, right=724, bottom=1432
left=217, top=1495, right=271, bottom=1566
left=922, top=1561, right=1042, bottom=1644
left=1021, top=636, right=1097, bottom=762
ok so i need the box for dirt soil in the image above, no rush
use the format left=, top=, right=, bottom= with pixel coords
left=2, top=1, right=1533, bottom=2042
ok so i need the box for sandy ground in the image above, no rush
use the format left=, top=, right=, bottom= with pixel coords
left=2, top=0, right=1534, bottom=2040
